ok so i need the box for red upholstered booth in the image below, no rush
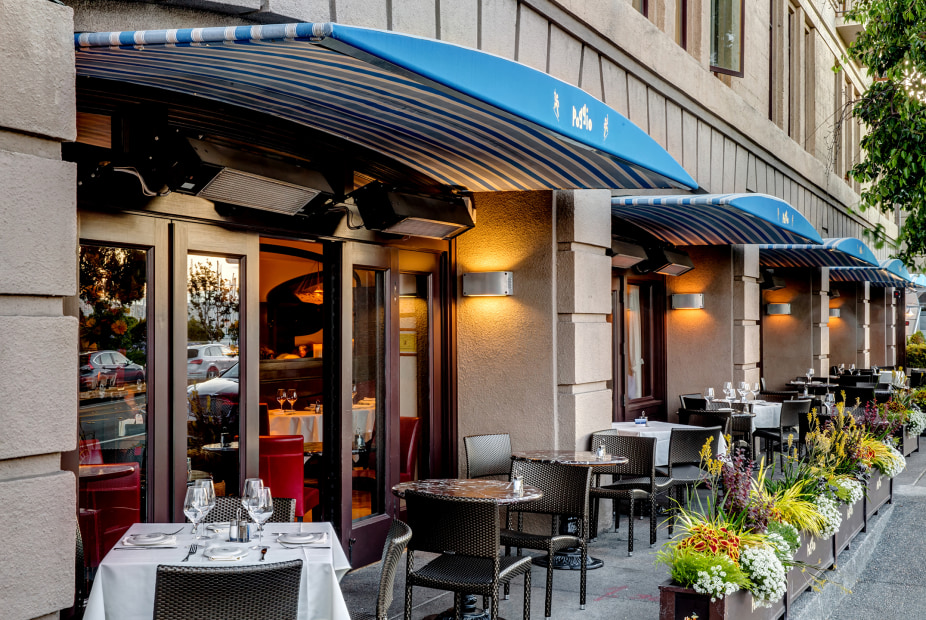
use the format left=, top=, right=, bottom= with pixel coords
left=78, top=463, right=140, bottom=566
left=259, top=435, right=319, bottom=519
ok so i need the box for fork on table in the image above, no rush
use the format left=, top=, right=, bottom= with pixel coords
left=181, top=544, right=198, bottom=562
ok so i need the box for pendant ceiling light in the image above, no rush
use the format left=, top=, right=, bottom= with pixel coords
left=295, top=262, right=324, bottom=305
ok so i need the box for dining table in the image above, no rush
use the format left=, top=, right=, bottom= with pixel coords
left=392, top=478, right=542, bottom=620
left=510, top=450, right=628, bottom=571
left=611, top=421, right=729, bottom=466
left=82, top=520, right=351, bottom=620
left=269, top=406, right=376, bottom=444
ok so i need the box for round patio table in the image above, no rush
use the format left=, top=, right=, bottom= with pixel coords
left=78, top=464, right=137, bottom=482
left=392, top=478, right=542, bottom=620
left=511, top=450, right=628, bottom=571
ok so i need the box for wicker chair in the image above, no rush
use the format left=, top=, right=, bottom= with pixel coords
left=153, top=559, right=303, bottom=620
left=350, top=520, right=412, bottom=620
left=655, top=426, right=724, bottom=519
left=464, top=433, right=512, bottom=479
left=588, top=432, right=669, bottom=556
left=679, top=393, right=707, bottom=409
left=201, top=495, right=296, bottom=523
left=502, top=458, right=592, bottom=619
left=758, top=389, right=800, bottom=403
left=403, top=490, right=532, bottom=620
left=753, top=399, right=811, bottom=471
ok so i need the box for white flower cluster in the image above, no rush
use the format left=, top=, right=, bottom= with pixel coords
left=880, top=442, right=906, bottom=477
left=814, top=494, right=842, bottom=539
left=692, top=565, right=741, bottom=602
left=739, top=544, right=787, bottom=607
left=764, top=532, right=793, bottom=561
left=907, top=405, right=926, bottom=436
left=834, top=478, right=864, bottom=505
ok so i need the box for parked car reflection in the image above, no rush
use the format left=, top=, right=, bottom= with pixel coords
left=79, top=350, right=145, bottom=392
left=187, top=343, right=238, bottom=383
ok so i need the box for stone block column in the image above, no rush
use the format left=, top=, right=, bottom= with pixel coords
left=732, top=245, right=761, bottom=387
left=870, top=287, right=889, bottom=366
left=0, top=1, right=78, bottom=618
left=555, top=190, right=613, bottom=450
left=857, top=282, right=871, bottom=368
left=811, top=268, right=831, bottom=376
left=886, top=288, right=898, bottom=366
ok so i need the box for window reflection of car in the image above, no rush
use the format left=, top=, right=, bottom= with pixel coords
left=187, top=343, right=238, bottom=381
left=187, top=363, right=239, bottom=427
left=79, top=350, right=145, bottom=391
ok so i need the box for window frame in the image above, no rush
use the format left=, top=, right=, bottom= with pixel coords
left=710, top=0, right=747, bottom=77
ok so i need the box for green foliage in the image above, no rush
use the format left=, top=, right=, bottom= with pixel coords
left=843, top=0, right=926, bottom=265
left=907, top=343, right=926, bottom=368
left=767, top=520, right=800, bottom=556
left=657, top=547, right=751, bottom=591
left=909, top=331, right=925, bottom=345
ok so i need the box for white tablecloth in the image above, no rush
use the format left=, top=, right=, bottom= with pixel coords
left=611, top=421, right=727, bottom=466
left=750, top=402, right=782, bottom=430
left=84, top=522, right=350, bottom=620
left=268, top=407, right=376, bottom=443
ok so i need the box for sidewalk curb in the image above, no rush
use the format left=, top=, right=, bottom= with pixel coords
left=789, top=499, right=896, bottom=620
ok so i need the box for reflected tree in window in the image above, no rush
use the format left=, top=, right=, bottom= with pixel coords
left=188, top=258, right=240, bottom=344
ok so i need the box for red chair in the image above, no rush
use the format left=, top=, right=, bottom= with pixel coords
left=78, top=464, right=140, bottom=563
left=399, top=417, right=422, bottom=483
left=259, top=435, right=319, bottom=520
left=78, top=439, right=104, bottom=465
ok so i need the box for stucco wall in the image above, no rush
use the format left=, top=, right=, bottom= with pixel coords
left=762, top=271, right=814, bottom=390
left=456, top=191, right=556, bottom=468
left=829, top=282, right=869, bottom=369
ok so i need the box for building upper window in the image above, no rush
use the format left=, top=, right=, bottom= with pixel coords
left=711, top=0, right=745, bottom=76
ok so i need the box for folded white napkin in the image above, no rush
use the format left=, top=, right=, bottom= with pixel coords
left=122, top=534, right=177, bottom=547
left=204, top=544, right=249, bottom=561
left=279, top=531, right=328, bottom=545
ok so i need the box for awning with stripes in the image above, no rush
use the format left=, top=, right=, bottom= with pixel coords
left=74, top=22, right=697, bottom=193
left=831, top=259, right=915, bottom=287
left=759, top=237, right=879, bottom=268
left=611, top=193, right=822, bottom=245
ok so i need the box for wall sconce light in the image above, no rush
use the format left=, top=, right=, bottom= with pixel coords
left=829, top=308, right=841, bottom=318
left=462, top=271, right=513, bottom=297
left=670, top=293, right=704, bottom=309
left=766, top=303, right=792, bottom=316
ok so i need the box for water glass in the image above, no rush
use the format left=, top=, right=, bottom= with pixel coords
left=704, top=387, right=715, bottom=405
left=193, top=479, right=216, bottom=538
left=183, top=486, right=207, bottom=537
left=751, top=382, right=761, bottom=401
left=737, top=381, right=748, bottom=403
left=242, top=478, right=262, bottom=512
left=246, top=487, right=274, bottom=546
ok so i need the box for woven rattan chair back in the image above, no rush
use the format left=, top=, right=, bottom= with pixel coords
left=372, top=520, right=412, bottom=619
left=590, top=432, right=656, bottom=479
left=679, top=394, right=707, bottom=409
left=667, top=426, right=723, bottom=474
left=464, top=433, right=512, bottom=479
left=779, top=399, right=811, bottom=430
left=404, top=490, right=499, bottom=558
left=153, top=559, right=303, bottom=620
left=508, top=458, right=591, bottom=518
left=202, top=495, right=295, bottom=523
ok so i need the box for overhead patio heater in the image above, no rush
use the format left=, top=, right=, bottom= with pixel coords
left=170, top=139, right=334, bottom=215
left=633, top=247, right=695, bottom=277
left=351, top=183, right=474, bottom=240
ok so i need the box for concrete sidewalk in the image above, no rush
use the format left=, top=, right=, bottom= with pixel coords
left=340, top=441, right=926, bottom=619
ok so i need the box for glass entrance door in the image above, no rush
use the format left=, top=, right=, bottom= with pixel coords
left=614, top=277, right=667, bottom=421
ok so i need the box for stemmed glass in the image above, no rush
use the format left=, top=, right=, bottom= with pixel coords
left=751, top=382, right=761, bottom=401
left=839, top=363, right=846, bottom=374
left=287, top=389, right=298, bottom=412
left=737, top=381, right=748, bottom=403
left=806, top=367, right=815, bottom=383
left=193, top=479, right=216, bottom=539
left=704, top=387, right=715, bottom=407
left=183, top=486, right=207, bottom=537
left=824, top=392, right=836, bottom=414
left=276, top=389, right=286, bottom=412
left=723, top=381, right=733, bottom=402
left=246, top=487, right=274, bottom=547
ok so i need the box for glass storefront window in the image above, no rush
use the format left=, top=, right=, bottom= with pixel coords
left=78, top=244, right=148, bottom=570
left=398, top=273, right=429, bottom=484
left=186, top=255, right=240, bottom=497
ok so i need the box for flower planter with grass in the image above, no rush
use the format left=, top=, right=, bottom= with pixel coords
left=658, top=582, right=785, bottom=620
left=785, top=532, right=834, bottom=607
left=833, top=496, right=865, bottom=558
left=865, top=470, right=893, bottom=519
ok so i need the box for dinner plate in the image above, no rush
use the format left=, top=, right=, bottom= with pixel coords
left=124, top=533, right=175, bottom=546
left=206, top=522, right=230, bottom=531
left=279, top=531, right=326, bottom=545
left=204, top=544, right=249, bottom=560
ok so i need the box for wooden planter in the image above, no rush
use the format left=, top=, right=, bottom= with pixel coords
left=833, top=496, right=865, bottom=558
left=659, top=582, right=784, bottom=620
left=786, top=532, right=834, bottom=607
left=901, top=425, right=919, bottom=457
left=866, top=470, right=892, bottom=520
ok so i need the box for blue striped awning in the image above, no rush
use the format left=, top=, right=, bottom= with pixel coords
left=831, top=259, right=915, bottom=287
left=759, top=238, right=879, bottom=268
left=611, top=193, right=822, bottom=245
left=74, top=23, right=697, bottom=193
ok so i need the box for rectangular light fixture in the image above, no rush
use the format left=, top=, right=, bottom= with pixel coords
left=352, top=183, right=475, bottom=240
left=829, top=308, right=841, bottom=318
left=671, top=293, right=704, bottom=309
left=172, top=139, right=333, bottom=215
left=610, top=240, right=648, bottom=269
left=462, top=272, right=513, bottom=297
left=766, top=303, right=792, bottom=316
left=633, top=247, right=695, bottom=276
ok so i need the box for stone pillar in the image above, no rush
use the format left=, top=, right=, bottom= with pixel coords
left=811, top=268, right=831, bottom=376
left=555, top=190, right=613, bottom=450
left=732, top=245, right=761, bottom=388
left=761, top=271, right=814, bottom=390
left=870, top=287, right=889, bottom=366
left=829, top=281, right=869, bottom=369
left=0, top=1, right=78, bottom=618
left=885, top=287, right=898, bottom=366
left=857, top=282, right=871, bottom=368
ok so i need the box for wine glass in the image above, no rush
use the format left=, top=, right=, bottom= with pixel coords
left=287, top=389, right=298, bottom=412
left=839, top=363, right=845, bottom=374
left=824, top=392, right=836, bottom=414
left=241, top=478, right=262, bottom=511
left=751, top=382, right=761, bottom=401
left=276, top=389, right=286, bottom=412
left=246, top=487, right=274, bottom=547
left=704, top=387, right=715, bottom=406
left=723, top=382, right=733, bottom=402
left=737, top=381, right=748, bottom=403
left=850, top=363, right=856, bottom=372
left=806, top=368, right=815, bottom=383
left=193, top=479, right=216, bottom=538
left=183, top=486, right=206, bottom=537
